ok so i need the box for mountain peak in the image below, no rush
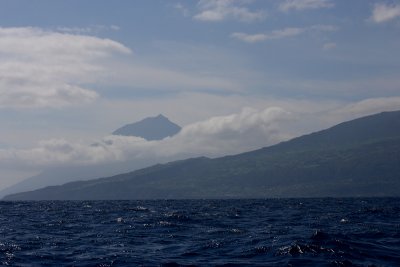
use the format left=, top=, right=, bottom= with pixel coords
left=112, top=115, right=181, bottom=141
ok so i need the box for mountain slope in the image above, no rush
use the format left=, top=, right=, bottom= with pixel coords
left=0, top=115, right=181, bottom=198
left=5, top=111, right=400, bottom=200
left=0, top=159, right=156, bottom=198
left=112, top=114, right=181, bottom=140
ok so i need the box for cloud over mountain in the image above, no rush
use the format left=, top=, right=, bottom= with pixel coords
left=0, top=107, right=292, bottom=168
left=2, top=96, right=400, bottom=171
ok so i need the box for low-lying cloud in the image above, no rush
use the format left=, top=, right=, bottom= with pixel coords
left=0, top=107, right=293, bottom=168
left=2, top=96, right=400, bottom=171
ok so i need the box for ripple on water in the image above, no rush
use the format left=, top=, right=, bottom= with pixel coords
left=0, top=198, right=399, bottom=266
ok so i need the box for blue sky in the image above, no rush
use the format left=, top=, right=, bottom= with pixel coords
left=0, top=0, right=400, bottom=188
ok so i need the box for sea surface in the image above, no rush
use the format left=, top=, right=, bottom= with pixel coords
left=0, top=198, right=399, bottom=266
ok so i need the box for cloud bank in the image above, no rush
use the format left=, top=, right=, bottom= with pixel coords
left=0, top=107, right=292, bottom=168
left=0, top=27, right=131, bottom=108
left=0, top=26, right=240, bottom=109
left=2, top=96, right=400, bottom=170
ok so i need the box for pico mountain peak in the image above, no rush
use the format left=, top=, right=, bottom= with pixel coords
left=112, top=114, right=181, bottom=141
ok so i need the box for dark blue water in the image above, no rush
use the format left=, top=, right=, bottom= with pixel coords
left=0, top=199, right=399, bottom=266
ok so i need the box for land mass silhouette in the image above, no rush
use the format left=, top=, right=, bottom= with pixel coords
left=4, top=110, right=400, bottom=200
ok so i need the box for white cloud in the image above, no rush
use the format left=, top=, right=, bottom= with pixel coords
left=231, top=25, right=337, bottom=43
left=232, top=28, right=304, bottom=43
left=163, top=107, right=292, bottom=156
left=371, top=3, right=400, bottom=23
left=194, top=0, right=265, bottom=22
left=56, top=25, right=121, bottom=34
left=322, top=42, right=337, bottom=50
left=231, top=32, right=267, bottom=43
left=0, top=27, right=131, bottom=108
left=0, top=107, right=293, bottom=168
left=332, top=97, right=400, bottom=118
left=279, top=0, right=334, bottom=12
left=1, top=96, right=399, bottom=170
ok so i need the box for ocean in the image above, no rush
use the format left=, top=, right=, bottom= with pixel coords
left=0, top=198, right=399, bottom=266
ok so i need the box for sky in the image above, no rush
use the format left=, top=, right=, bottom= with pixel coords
left=0, top=0, right=400, bottom=188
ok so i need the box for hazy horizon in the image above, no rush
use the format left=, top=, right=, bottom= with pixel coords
left=1, top=0, right=400, bottom=189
